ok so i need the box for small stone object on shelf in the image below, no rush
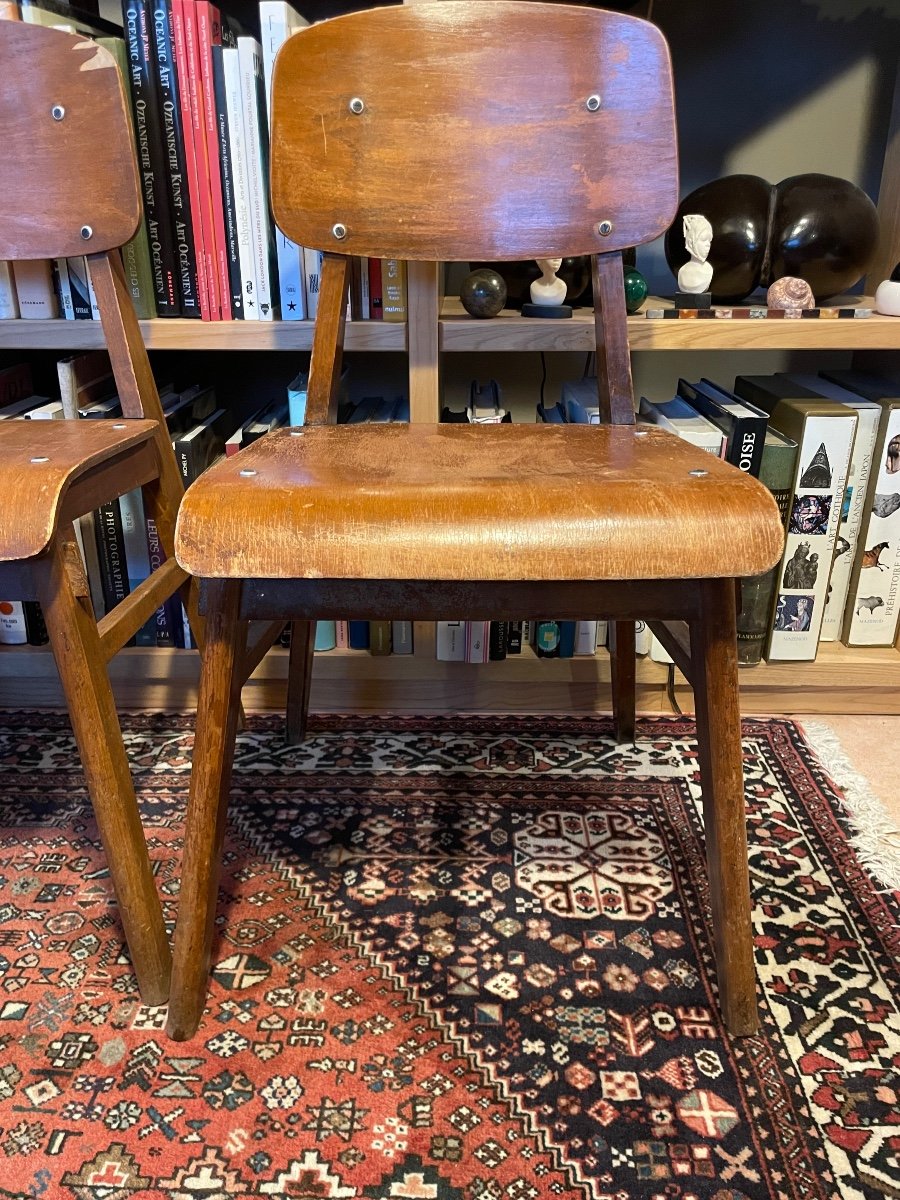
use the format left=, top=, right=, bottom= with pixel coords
left=624, top=268, right=648, bottom=313
left=459, top=268, right=507, bottom=319
left=874, top=262, right=900, bottom=317
left=767, top=276, right=815, bottom=312
left=645, top=305, right=872, bottom=320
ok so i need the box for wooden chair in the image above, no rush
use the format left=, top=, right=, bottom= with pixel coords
left=0, top=21, right=202, bottom=1005
left=167, top=2, right=784, bottom=1040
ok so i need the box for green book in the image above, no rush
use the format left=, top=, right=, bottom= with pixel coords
left=737, top=427, right=798, bottom=665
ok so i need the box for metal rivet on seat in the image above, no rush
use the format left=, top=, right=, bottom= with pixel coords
left=30, top=456, right=49, bottom=464
left=51, top=104, right=65, bottom=121
left=290, top=430, right=304, bottom=436
left=688, top=469, right=709, bottom=477
left=597, top=220, right=613, bottom=237
left=633, top=429, right=648, bottom=438
left=239, top=468, right=257, bottom=477
left=80, top=225, right=93, bottom=241
left=332, top=223, right=347, bottom=240
left=348, top=97, right=365, bottom=114
left=112, top=423, right=126, bottom=429
left=585, top=94, right=602, bottom=112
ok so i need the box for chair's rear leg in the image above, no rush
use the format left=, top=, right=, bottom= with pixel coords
left=609, top=620, right=636, bottom=743
left=167, top=579, right=245, bottom=1041
left=691, top=578, right=759, bottom=1037
left=33, top=536, right=171, bottom=1005
left=285, top=620, right=316, bottom=744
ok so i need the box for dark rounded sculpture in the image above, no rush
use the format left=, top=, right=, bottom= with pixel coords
left=664, top=173, right=880, bottom=303
left=459, top=268, right=508, bottom=318
left=624, top=268, right=648, bottom=313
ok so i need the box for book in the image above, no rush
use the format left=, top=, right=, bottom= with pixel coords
left=733, top=374, right=858, bottom=661
left=676, top=378, right=767, bottom=476
left=369, top=620, right=392, bottom=656
left=391, top=621, right=413, bottom=655
left=818, top=370, right=900, bottom=647
left=638, top=395, right=726, bottom=456
left=152, top=0, right=202, bottom=317
left=303, top=248, right=322, bottom=320
left=0, top=601, right=28, bottom=645
left=348, top=620, right=369, bottom=650
left=0, top=262, right=18, bottom=319
left=558, top=620, right=576, bottom=658
left=53, top=256, right=75, bottom=318
left=488, top=621, right=508, bottom=661
left=259, top=0, right=308, bottom=321
left=735, top=427, right=798, bottom=665
left=436, top=621, right=465, bottom=661
left=196, top=0, right=231, bottom=318
left=314, top=620, right=336, bottom=651
left=465, top=620, right=490, bottom=664
left=368, top=257, right=383, bottom=319
left=172, top=0, right=213, bottom=319
left=211, top=42, right=242, bottom=316
left=222, top=44, right=257, bottom=317
left=12, top=259, right=58, bottom=318
left=173, top=405, right=230, bottom=483
left=65, top=256, right=93, bottom=319
left=782, top=374, right=881, bottom=644
left=535, top=621, right=560, bottom=658
left=123, top=0, right=180, bottom=315
left=238, top=36, right=278, bottom=319
left=574, top=621, right=598, bottom=656
left=381, top=259, right=406, bottom=322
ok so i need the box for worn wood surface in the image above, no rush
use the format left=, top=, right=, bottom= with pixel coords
left=270, top=3, right=677, bottom=261
left=176, top=424, right=784, bottom=582
left=0, top=23, right=140, bottom=259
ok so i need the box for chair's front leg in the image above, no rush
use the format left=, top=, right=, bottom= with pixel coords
left=167, top=579, right=245, bottom=1041
left=609, top=620, right=636, bottom=743
left=33, top=536, right=171, bottom=1005
left=691, top=578, right=759, bottom=1037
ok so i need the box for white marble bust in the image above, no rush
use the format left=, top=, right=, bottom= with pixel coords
left=677, top=214, right=714, bottom=293
left=530, top=257, right=568, bottom=306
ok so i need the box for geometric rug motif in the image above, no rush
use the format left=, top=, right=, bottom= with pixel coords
left=0, top=712, right=896, bottom=1200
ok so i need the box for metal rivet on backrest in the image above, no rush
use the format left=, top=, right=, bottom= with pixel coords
left=31, top=456, right=49, bottom=464
left=585, top=94, right=602, bottom=112
left=688, top=469, right=708, bottom=478
left=332, top=223, right=348, bottom=240
left=239, top=468, right=257, bottom=477
left=80, top=225, right=93, bottom=241
left=51, top=104, right=65, bottom=121
left=597, top=220, right=613, bottom=237
left=348, top=97, right=365, bottom=114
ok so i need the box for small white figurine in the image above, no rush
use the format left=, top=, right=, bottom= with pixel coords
left=530, top=257, right=568, bottom=306
left=677, top=214, right=714, bottom=294
left=874, top=272, right=900, bottom=317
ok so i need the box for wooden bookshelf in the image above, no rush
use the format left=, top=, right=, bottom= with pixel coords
left=2, top=640, right=898, bottom=716
left=1, top=298, right=898, bottom=354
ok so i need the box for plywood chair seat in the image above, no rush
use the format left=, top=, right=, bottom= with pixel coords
left=1, top=418, right=158, bottom=561
left=177, top=424, right=782, bottom=582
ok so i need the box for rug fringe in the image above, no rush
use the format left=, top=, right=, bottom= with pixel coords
left=798, top=720, right=900, bottom=894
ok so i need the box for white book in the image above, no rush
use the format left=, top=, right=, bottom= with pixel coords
left=303, top=247, right=323, bottom=320
left=638, top=395, right=726, bottom=456
left=595, top=620, right=608, bottom=650
left=436, top=620, right=466, bottom=661
left=54, top=259, right=75, bottom=319
left=0, top=262, right=18, bottom=319
left=574, top=621, right=597, bottom=656
left=465, top=620, right=490, bottom=664
left=259, top=0, right=309, bottom=322
left=0, top=602, right=28, bottom=645
left=86, top=261, right=100, bottom=320
left=238, top=37, right=276, bottom=320
left=768, top=411, right=857, bottom=661
left=335, top=621, right=348, bottom=649
left=786, top=375, right=881, bottom=642
left=223, top=46, right=259, bottom=320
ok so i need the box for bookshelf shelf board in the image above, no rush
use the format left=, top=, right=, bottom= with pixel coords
left=0, top=318, right=406, bottom=352
left=3, top=640, right=898, bottom=715
left=440, top=297, right=900, bottom=353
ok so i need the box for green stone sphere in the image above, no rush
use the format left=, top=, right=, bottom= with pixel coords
left=623, top=268, right=648, bottom=313
left=460, top=268, right=508, bottom=318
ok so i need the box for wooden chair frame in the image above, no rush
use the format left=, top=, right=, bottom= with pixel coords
left=166, top=3, right=783, bottom=1039
left=0, top=22, right=204, bottom=1004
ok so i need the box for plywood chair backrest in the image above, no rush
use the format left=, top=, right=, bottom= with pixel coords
left=271, top=2, right=679, bottom=427
left=0, top=20, right=172, bottom=432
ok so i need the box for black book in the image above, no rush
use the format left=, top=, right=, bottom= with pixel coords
left=23, top=602, right=49, bottom=647
left=677, top=378, right=768, bottom=477
left=211, top=44, right=243, bottom=318
left=151, top=0, right=202, bottom=317
left=488, top=621, right=508, bottom=661
left=123, top=0, right=181, bottom=315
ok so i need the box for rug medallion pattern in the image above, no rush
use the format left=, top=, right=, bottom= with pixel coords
left=0, top=713, right=896, bottom=1199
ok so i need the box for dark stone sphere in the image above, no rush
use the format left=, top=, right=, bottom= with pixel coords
left=664, top=173, right=880, bottom=303
left=460, top=268, right=507, bottom=318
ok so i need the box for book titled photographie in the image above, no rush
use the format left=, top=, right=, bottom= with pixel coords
left=733, top=374, right=857, bottom=662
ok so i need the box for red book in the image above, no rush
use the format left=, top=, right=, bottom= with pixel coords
left=183, top=0, right=221, bottom=318
left=172, top=0, right=211, bottom=319
left=196, top=0, right=231, bottom=319
left=368, top=257, right=383, bottom=319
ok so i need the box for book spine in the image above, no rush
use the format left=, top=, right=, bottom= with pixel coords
left=0, top=602, right=28, bottom=646
left=172, top=0, right=212, bottom=320
left=23, top=602, right=49, bottom=647
left=0, top=262, right=18, bottom=319
left=94, top=502, right=131, bottom=615
left=54, top=258, right=75, bottom=319
left=335, top=620, right=348, bottom=649
left=211, top=44, right=242, bottom=317
left=768, top=414, right=857, bottom=661
left=368, top=256, right=383, bottom=319
left=86, top=262, right=101, bottom=319
left=574, top=620, right=598, bottom=655
left=535, top=620, right=560, bottom=658
left=223, top=45, right=257, bottom=318
left=725, top=416, right=765, bottom=477
left=303, top=248, right=322, bottom=320
left=843, top=406, right=900, bottom=646
left=197, top=1, right=230, bottom=319
left=66, top=257, right=92, bottom=319
left=238, top=37, right=277, bottom=320
left=314, top=620, right=336, bottom=651
left=488, top=620, right=508, bottom=661
left=391, top=620, right=413, bottom=655
left=145, top=515, right=176, bottom=645
left=358, top=256, right=370, bottom=319
left=12, top=260, right=58, bottom=318
left=436, top=620, right=465, bottom=661
left=507, top=620, right=522, bottom=654
left=348, top=620, right=369, bottom=650
left=153, top=0, right=202, bottom=317
left=369, top=619, right=392, bottom=656
left=558, top=620, right=577, bottom=658
left=381, top=259, right=407, bottom=321
left=123, top=0, right=181, bottom=315
left=465, top=620, right=490, bottom=664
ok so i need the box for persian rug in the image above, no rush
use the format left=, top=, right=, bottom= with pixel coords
left=0, top=712, right=897, bottom=1200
